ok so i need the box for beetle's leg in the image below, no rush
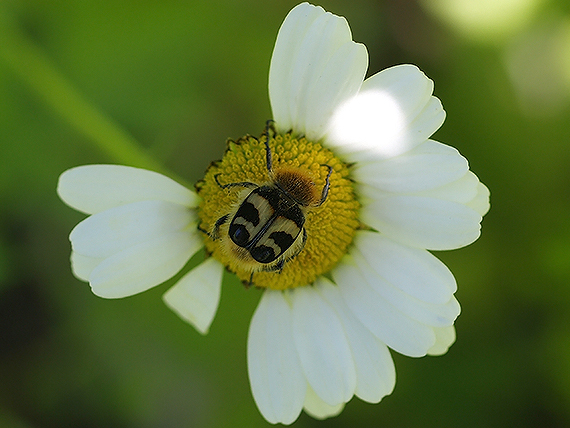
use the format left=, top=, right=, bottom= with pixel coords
left=315, top=165, right=333, bottom=207
left=214, top=173, right=257, bottom=190
left=210, top=214, right=230, bottom=240
left=243, top=271, right=254, bottom=289
left=197, top=224, right=210, bottom=236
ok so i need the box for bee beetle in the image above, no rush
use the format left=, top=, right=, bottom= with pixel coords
left=208, top=125, right=333, bottom=279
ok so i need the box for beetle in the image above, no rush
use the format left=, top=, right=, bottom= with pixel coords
left=207, top=124, right=333, bottom=279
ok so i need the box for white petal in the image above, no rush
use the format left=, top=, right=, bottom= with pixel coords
left=269, top=3, right=367, bottom=140
left=418, top=170, right=480, bottom=204
left=351, top=248, right=460, bottom=327
left=360, top=195, right=482, bottom=250
left=89, top=230, right=202, bottom=298
left=291, top=286, right=356, bottom=406
left=353, top=231, right=457, bottom=304
left=356, top=170, right=480, bottom=207
left=365, top=64, right=433, bottom=112
left=247, top=290, right=306, bottom=425
left=352, top=140, right=468, bottom=193
left=317, top=277, right=396, bottom=403
left=467, top=182, right=491, bottom=216
left=406, top=96, right=447, bottom=150
left=270, top=3, right=326, bottom=133
left=301, top=41, right=368, bottom=141
left=57, top=165, right=198, bottom=215
left=303, top=385, right=345, bottom=420
left=333, top=257, right=436, bottom=357
left=326, top=65, right=445, bottom=161
left=70, top=200, right=195, bottom=258
left=162, top=258, right=223, bottom=334
left=70, top=251, right=102, bottom=281
left=427, top=326, right=457, bottom=356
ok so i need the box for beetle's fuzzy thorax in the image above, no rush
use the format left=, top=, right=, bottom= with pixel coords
left=272, top=167, right=320, bottom=207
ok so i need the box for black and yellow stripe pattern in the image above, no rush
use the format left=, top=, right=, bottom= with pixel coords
left=230, top=186, right=305, bottom=263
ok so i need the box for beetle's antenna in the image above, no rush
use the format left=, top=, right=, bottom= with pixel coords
left=263, top=120, right=275, bottom=174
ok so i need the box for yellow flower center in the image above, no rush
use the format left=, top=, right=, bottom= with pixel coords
left=196, top=131, right=360, bottom=290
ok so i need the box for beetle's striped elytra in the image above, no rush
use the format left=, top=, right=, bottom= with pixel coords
left=206, top=123, right=333, bottom=282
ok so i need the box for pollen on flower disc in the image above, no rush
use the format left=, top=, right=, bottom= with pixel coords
left=196, top=132, right=360, bottom=290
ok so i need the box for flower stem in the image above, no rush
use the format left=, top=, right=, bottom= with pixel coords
left=0, top=12, right=187, bottom=184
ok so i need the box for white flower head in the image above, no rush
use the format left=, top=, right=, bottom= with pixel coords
left=58, top=2, right=489, bottom=424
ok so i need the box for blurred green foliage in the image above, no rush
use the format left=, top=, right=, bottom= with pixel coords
left=1, top=0, right=570, bottom=427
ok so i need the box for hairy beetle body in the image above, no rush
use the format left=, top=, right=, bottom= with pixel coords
left=204, top=125, right=332, bottom=282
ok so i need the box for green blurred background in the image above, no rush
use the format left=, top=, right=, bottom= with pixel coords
left=1, top=0, right=570, bottom=427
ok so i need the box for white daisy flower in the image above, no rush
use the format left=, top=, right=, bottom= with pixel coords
left=58, top=2, right=489, bottom=425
